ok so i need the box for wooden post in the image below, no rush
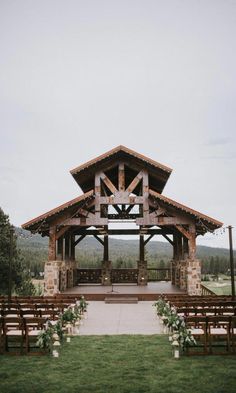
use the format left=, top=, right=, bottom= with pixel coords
left=103, top=226, right=109, bottom=261
left=49, top=227, right=56, bottom=261
left=95, top=172, right=101, bottom=219
left=173, top=234, right=178, bottom=260
left=139, top=233, right=145, bottom=261
left=183, top=236, right=189, bottom=259
left=176, top=234, right=183, bottom=260
left=118, top=162, right=125, bottom=191
left=188, top=225, right=196, bottom=260
left=57, top=236, right=64, bottom=261
left=142, top=170, right=149, bottom=220
left=65, top=234, right=70, bottom=261
left=70, top=234, right=75, bottom=261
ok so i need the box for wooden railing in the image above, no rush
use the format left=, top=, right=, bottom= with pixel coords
left=77, top=269, right=102, bottom=284
left=147, top=268, right=171, bottom=282
left=111, top=269, right=138, bottom=283
left=201, top=284, right=216, bottom=296
left=76, top=268, right=171, bottom=284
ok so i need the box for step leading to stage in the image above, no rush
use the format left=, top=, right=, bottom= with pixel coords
left=104, top=296, right=139, bottom=304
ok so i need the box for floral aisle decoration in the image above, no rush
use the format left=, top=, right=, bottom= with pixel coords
left=153, top=297, right=196, bottom=357
left=36, top=297, right=89, bottom=356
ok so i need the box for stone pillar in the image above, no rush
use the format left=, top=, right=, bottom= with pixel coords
left=60, top=261, right=67, bottom=291
left=44, top=260, right=60, bottom=295
left=186, top=259, right=202, bottom=295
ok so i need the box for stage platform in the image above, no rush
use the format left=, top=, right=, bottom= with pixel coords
left=63, top=282, right=186, bottom=301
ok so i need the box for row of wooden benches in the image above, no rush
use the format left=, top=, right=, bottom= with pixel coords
left=0, top=316, right=54, bottom=355
left=184, top=315, right=236, bottom=355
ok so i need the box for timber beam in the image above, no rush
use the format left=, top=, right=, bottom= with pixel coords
left=72, top=229, right=173, bottom=236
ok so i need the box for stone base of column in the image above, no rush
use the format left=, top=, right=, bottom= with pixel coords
left=186, top=259, right=202, bottom=295
left=44, top=260, right=77, bottom=295
left=101, top=261, right=112, bottom=285
left=44, top=261, right=60, bottom=295
left=137, top=261, right=147, bottom=286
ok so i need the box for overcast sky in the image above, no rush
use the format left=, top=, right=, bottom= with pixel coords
left=0, top=0, right=235, bottom=249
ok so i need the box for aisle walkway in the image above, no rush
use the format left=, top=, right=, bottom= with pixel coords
left=79, top=301, right=162, bottom=335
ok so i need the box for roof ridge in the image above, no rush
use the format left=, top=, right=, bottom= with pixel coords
left=70, top=145, right=172, bottom=175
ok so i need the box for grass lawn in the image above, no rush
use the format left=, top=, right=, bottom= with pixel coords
left=0, top=335, right=236, bottom=393
left=202, top=280, right=234, bottom=295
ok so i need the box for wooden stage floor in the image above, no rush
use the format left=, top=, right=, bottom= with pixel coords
left=63, top=282, right=185, bottom=300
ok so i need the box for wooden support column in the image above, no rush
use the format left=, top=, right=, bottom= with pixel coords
left=142, top=170, right=149, bottom=220
left=188, top=225, right=196, bottom=260
left=118, top=163, right=125, bottom=191
left=138, top=228, right=147, bottom=285
left=65, top=234, right=70, bottom=261
left=176, top=233, right=183, bottom=260
left=70, top=234, right=75, bottom=261
left=173, top=234, right=178, bottom=260
left=95, top=172, right=101, bottom=219
left=183, top=236, right=189, bottom=259
left=57, top=236, right=64, bottom=261
left=103, top=226, right=109, bottom=261
left=139, top=234, right=145, bottom=261
left=48, top=227, right=56, bottom=261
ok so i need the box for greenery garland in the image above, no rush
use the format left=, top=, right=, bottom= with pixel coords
left=153, top=297, right=196, bottom=350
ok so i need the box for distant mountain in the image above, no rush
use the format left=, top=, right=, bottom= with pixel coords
left=15, top=227, right=230, bottom=259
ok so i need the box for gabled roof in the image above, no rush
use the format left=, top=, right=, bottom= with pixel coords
left=22, top=190, right=94, bottom=232
left=149, top=189, right=223, bottom=234
left=70, top=145, right=172, bottom=194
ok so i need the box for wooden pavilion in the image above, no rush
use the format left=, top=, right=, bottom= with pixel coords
left=22, top=145, right=222, bottom=295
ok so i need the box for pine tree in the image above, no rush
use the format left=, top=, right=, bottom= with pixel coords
left=0, top=207, right=35, bottom=295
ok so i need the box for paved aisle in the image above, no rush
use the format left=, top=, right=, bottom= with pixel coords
left=79, top=301, right=162, bottom=335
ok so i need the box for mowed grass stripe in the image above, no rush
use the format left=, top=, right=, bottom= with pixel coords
left=0, top=335, right=236, bottom=393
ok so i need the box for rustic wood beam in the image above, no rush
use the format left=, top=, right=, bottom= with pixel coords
left=126, top=170, right=143, bottom=194
left=48, top=226, right=56, bottom=261
left=118, top=163, right=125, bottom=191
left=125, top=205, right=134, bottom=214
left=144, top=234, right=154, bottom=246
left=95, top=172, right=101, bottom=220
left=78, top=208, right=95, bottom=219
left=175, top=224, right=191, bottom=240
left=99, top=196, right=144, bottom=205
left=188, top=224, right=196, bottom=260
left=162, top=234, right=174, bottom=246
left=63, top=217, right=108, bottom=226
left=70, top=234, right=75, bottom=260
left=65, top=234, right=70, bottom=261
left=137, top=217, right=191, bottom=226
left=57, top=236, right=64, bottom=261
left=100, top=172, right=118, bottom=195
left=139, top=233, right=145, bottom=261
left=149, top=208, right=166, bottom=219
left=93, top=234, right=104, bottom=246
left=74, top=228, right=173, bottom=236
left=74, top=234, right=86, bottom=247
left=56, top=226, right=70, bottom=241
left=103, top=226, right=109, bottom=261
left=113, top=205, right=122, bottom=214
